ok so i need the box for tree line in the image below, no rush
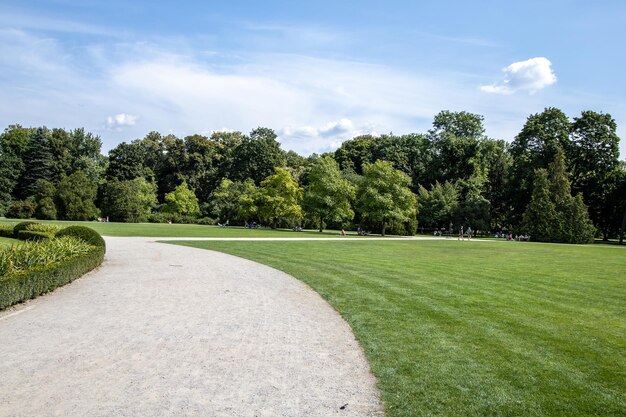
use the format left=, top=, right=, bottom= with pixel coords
left=0, top=108, right=624, bottom=243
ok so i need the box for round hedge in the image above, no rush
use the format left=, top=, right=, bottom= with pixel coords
left=13, top=221, right=38, bottom=239
left=56, top=226, right=106, bottom=250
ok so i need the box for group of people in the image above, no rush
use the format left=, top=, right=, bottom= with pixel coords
left=458, top=226, right=473, bottom=240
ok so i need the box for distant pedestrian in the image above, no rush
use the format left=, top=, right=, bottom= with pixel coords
left=467, top=227, right=473, bottom=240
left=458, top=225, right=464, bottom=241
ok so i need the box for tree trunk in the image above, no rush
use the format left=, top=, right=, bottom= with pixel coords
left=319, top=217, right=323, bottom=233
left=381, top=222, right=386, bottom=236
left=619, top=209, right=626, bottom=245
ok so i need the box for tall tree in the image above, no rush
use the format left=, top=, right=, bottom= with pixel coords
left=33, top=179, right=57, bottom=220
left=509, top=108, right=571, bottom=223
left=521, top=149, right=595, bottom=243
left=18, top=127, right=54, bottom=198
left=358, top=160, right=416, bottom=236
left=303, top=156, right=356, bottom=232
left=106, top=141, right=154, bottom=182
left=257, top=167, right=303, bottom=228
left=231, top=127, right=286, bottom=184
left=334, top=135, right=377, bottom=175
left=102, top=178, right=157, bottom=223
left=163, top=182, right=200, bottom=217
left=569, top=111, right=621, bottom=239
left=0, top=125, right=31, bottom=214
left=417, top=181, right=459, bottom=229
left=57, top=171, right=99, bottom=221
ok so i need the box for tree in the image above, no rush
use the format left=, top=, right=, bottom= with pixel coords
left=106, top=141, right=154, bottom=182
left=57, top=171, right=99, bottom=221
left=334, top=135, right=377, bottom=175
left=33, top=179, right=57, bottom=220
left=0, top=125, right=31, bottom=214
left=303, top=156, right=356, bottom=232
left=520, top=169, right=559, bottom=242
left=509, top=108, right=571, bottom=223
left=18, top=127, right=54, bottom=198
left=237, top=179, right=260, bottom=224
left=569, top=111, right=621, bottom=239
left=258, top=167, right=303, bottom=228
left=358, top=160, right=417, bottom=236
left=231, top=127, right=286, bottom=184
left=521, top=149, right=595, bottom=243
left=417, top=181, right=459, bottom=228
left=163, top=182, right=200, bottom=217
left=102, top=178, right=157, bottom=222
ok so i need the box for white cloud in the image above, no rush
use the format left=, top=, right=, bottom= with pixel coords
left=278, top=118, right=378, bottom=154
left=106, top=113, right=138, bottom=129
left=481, top=57, right=557, bottom=95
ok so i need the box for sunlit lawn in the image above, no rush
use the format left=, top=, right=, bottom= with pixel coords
left=0, top=218, right=368, bottom=238
left=169, top=239, right=626, bottom=417
left=0, top=236, right=20, bottom=246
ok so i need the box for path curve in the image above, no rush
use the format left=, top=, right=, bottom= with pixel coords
left=0, top=237, right=382, bottom=417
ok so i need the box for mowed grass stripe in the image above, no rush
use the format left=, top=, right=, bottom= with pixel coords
left=169, top=240, right=626, bottom=416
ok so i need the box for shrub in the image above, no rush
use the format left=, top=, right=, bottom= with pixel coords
left=6, top=200, right=36, bottom=219
left=0, top=225, right=14, bottom=238
left=56, top=226, right=106, bottom=249
left=13, top=221, right=38, bottom=238
left=0, top=234, right=105, bottom=310
left=26, top=223, right=62, bottom=234
left=17, top=230, right=52, bottom=241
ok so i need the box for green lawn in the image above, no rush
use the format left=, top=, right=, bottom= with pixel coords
left=0, top=236, right=20, bottom=246
left=0, top=218, right=367, bottom=238
left=169, top=239, right=626, bottom=416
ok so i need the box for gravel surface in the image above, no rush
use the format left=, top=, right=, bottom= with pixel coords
left=0, top=237, right=382, bottom=417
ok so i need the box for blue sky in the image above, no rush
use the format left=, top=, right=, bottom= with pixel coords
left=1, top=0, right=624, bottom=156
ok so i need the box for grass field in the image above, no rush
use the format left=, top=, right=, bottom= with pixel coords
left=170, top=239, right=626, bottom=417
left=0, top=218, right=365, bottom=238
left=0, top=236, right=20, bottom=246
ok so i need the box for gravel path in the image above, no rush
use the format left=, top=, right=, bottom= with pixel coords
left=0, top=237, right=382, bottom=417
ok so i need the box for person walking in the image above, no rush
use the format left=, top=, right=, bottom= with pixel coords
left=458, top=225, right=464, bottom=241
left=467, top=226, right=473, bottom=240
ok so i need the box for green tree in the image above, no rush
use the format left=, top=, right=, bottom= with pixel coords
left=417, top=181, right=459, bottom=228
left=106, top=141, right=154, bottom=182
left=569, top=111, right=621, bottom=239
left=164, top=182, right=200, bottom=217
left=258, top=167, right=303, bottom=228
left=237, top=179, right=260, bottom=224
left=57, top=171, right=99, bottom=221
left=521, top=149, right=595, bottom=243
left=303, top=156, right=356, bottom=232
left=33, top=179, right=57, bottom=220
left=231, top=127, right=286, bottom=184
left=0, top=125, right=31, bottom=214
left=509, top=107, right=571, bottom=223
left=358, top=160, right=417, bottom=236
left=334, top=135, right=376, bottom=175
left=520, top=169, right=559, bottom=242
left=18, top=127, right=54, bottom=198
left=205, top=178, right=259, bottom=224
left=102, top=178, right=157, bottom=222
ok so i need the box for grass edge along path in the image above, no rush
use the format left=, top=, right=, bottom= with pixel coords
left=167, top=239, right=626, bottom=417
left=0, top=219, right=376, bottom=238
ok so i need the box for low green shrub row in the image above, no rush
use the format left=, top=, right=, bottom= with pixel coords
left=0, top=224, right=106, bottom=310
left=12, top=221, right=37, bottom=238
left=0, top=225, right=13, bottom=238
left=26, top=223, right=62, bottom=234
left=0, top=245, right=105, bottom=310
left=17, top=230, right=52, bottom=241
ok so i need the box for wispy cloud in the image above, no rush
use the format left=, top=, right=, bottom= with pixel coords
left=481, top=57, right=557, bottom=95
left=106, top=113, right=138, bottom=130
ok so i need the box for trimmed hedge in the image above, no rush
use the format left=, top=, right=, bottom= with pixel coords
left=0, top=225, right=14, bottom=238
left=56, top=226, right=106, bottom=249
left=13, top=221, right=38, bottom=239
left=0, top=246, right=105, bottom=310
left=0, top=225, right=106, bottom=310
left=17, top=230, right=53, bottom=241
